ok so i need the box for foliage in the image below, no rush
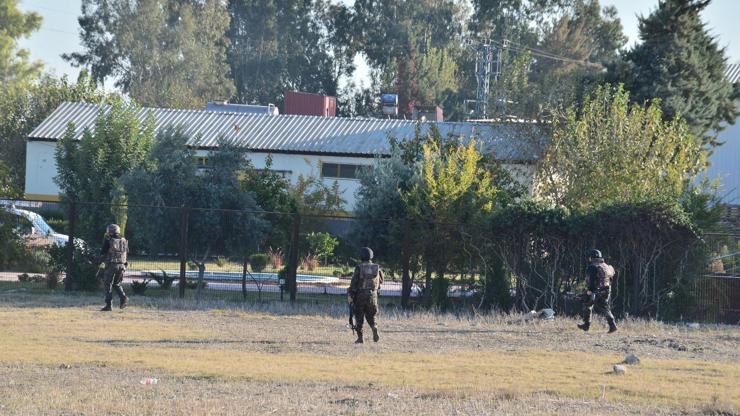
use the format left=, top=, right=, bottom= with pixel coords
left=430, top=275, right=451, bottom=310
left=486, top=199, right=703, bottom=318
left=240, top=154, right=295, bottom=249
left=124, top=129, right=268, bottom=269
left=0, top=209, right=27, bottom=270
left=47, top=243, right=101, bottom=292
left=353, top=0, right=466, bottom=116
left=612, top=0, right=739, bottom=146
left=266, top=247, right=284, bottom=269
left=304, top=232, right=339, bottom=263
left=55, top=100, right=154, bottom=243
left=185, top=279, right=207, bottom=290
left=290, top=174, right=345, bottom=215
left=469, top=0, right=626, bottom=119
left=45, top=271, right=60, bottom=290
left=65, top=0, right=234, bottom=108
left=131, top=279, right=149, bottom=295
left=537, top=84, right=706, bottom=209
left=17, top=273, right=44, bottom=283
left=404, top=138, right=498, bottom=222
left=147, top=271, right=175, bottom=290
left=415, top=47, right=459, bottom=107
left=123, top=125, right=197, bottom=253
left=0, top=72, right=109, bottom=193
left=0, top=0, right=43, bottom=89
left=249, top=253, right=269, bottom=273
left=18, top=248, right=50, bottom=274
left=226, top=0, right=353, bottom=105
left=299, top=254, right=319, bottom=272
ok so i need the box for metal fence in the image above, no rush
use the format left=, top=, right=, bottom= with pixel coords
left=1, top=198, right=739, bottom=323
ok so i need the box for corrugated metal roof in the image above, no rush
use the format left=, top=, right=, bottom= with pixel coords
left=726, top=64, right=740, bottom=84
left=28, top=102, right=545, bottom=161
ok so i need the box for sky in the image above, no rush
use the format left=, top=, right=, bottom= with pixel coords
left=16, top=0, right=740, bottom=94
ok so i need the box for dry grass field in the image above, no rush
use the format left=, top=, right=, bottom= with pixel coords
left=0, top=287, right=738, bottom=416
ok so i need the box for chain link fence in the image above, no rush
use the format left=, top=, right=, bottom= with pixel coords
left=1, top=198, right=738, bottom=323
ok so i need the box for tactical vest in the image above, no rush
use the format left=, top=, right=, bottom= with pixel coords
left=107, top=237, right=128, bottom=264
left=359, top=263, right=380, bottom=291
left=595, top=262, right=615, bottom=288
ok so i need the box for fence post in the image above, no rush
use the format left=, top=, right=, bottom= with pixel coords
left=64, top=201, right=76, bottom=291
left=287, top=213, right=301, bottom=304
left=178, top=207, right=189, bottom=299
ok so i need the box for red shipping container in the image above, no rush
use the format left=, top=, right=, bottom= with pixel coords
left=284, top=91, right=336, bottom=117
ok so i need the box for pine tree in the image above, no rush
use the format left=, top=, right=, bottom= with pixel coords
left=617, top=0, right=739, bottom=146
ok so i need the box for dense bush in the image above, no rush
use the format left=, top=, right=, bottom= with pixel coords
left=249, top=253, right=269, bottom=273
left=131, top=280, right=149, bottom=295
left=486, top=199, right=703, bottom=319
left=47, top=244, right=101, bottom=292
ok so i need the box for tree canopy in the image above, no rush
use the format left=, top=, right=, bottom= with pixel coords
left=536, top=84, right=706, bottom=209
left=54, top=100, right=155, bottom=242
left=0, top=72, right=109, bottom=195
left=613, top=0, right=738, bottom=146
left=65, top=0, right=234, bottom=108
left=0, top=0, right=43, bottom=89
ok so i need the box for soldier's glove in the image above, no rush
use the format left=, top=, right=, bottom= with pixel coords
left=98, top=263, right=105, bottom=270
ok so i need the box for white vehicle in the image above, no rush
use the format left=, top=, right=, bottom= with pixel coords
left=2, top=206, right=71, bottom=247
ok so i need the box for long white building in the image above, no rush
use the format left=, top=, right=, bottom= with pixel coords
left=25, top=102, right=544, bottom=211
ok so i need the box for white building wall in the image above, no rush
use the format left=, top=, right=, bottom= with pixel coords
left=705, top=119, right=740, bottom=205
left=24, top=141, right=60, bottom=201
left=197, top=150, right=371, bottom=211
left=25, top=141, right=536, bottom=210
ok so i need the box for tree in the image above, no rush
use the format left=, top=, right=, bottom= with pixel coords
left=614, top=0, right=738, bottom=146
left=305, top=232, right=339, bottom=265
left=124, top=128, right=268, bottom=297
left=0, top=0, right=42, bottom=89
left=65, top=0, right=234, bottom=108
left=0, top=71, right=109, bottom=195
left=123, top=125, right=199, bottom=253
left=226, top=0, right=353, bottom=105
left=54, top=100, right=155, bottom=243
left=536, top=84, right=706, bottom=209
left=354, top=145, right=418, bottom=307
left=352, top=0, right=466, bottom=117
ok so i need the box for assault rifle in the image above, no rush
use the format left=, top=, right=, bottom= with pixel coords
left=347, top=293, right=357, bottom=335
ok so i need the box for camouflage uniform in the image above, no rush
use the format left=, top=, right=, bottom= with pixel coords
left=348, top=254, right=384, bottom=343
left=580, top=258, right=617, bottom=333
left=100, top=232, right=129, bottom=310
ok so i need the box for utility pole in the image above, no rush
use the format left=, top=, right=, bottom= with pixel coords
left=474, top=38, right=504, bottom=118
left=475, top=40, right=493, bottom=118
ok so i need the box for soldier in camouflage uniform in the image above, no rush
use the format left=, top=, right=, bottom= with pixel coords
left=579, top=249, right=617, bottom=333
left=347, top=247, right=384, bottom=343
left=99, top=224, right=129, bottom=311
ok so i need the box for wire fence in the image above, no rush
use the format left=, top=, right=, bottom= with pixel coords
left=1, top=198, right=738, bottom=323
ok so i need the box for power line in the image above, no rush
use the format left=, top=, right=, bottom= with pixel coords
left=38, top=26, right=78, bottom=36
left=498, top=39, right=602, bottom=68
left=21, top=1, right=79, bottom=17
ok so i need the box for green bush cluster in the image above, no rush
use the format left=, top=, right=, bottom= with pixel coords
left=249, top=254, right=269, bottom=273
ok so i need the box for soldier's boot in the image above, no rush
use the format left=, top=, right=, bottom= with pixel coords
left=577, top=322, right=590, bottom=332
left=354, top=329, right=364, bottom=344
left=607, top=317, right=617, bottom=334
left=120, top=296, right=129, bottom=309
left=100, top=301, right=112, bottom=312
left=371, top=327, right=380, bottom=343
